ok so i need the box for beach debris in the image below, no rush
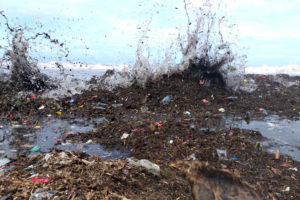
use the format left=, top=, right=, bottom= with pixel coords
left=38, top=105, right=45, bottom=110
left=140, top=106, right=149, bottom=112
left=32, top=177, right=51, bottom=183
left=280, top=163, right=292, bottom=167
left=29, top=189, right=57, bottom=200
left=218, top=108, right=225, bottom=112
left=202, top=99, right=209, bottom=104
left=283, top=186, right=290, bottom=192
left=275, top=149, right=280, bottom=159
left=289, top=167, right=298, bottom=172
left=227, top=96, right=238, bottom=99
left=121, top=133, right=130, bottom=140
left=86, top=139, right=93, bottom=144
left=184, top=111, right=191, bottom=116
left=127, top=158, right=160, bottom=176
left=216, top=149, right=228, bottom=160
left=161, top=95, right=172, bottom=105
left=30, top=146, right=40, bottom=152
left=93, top=106, right=105, bottom=110
left=112, top=103, right=123, bottom=108
left=0, top=158, right=10, bottom=167
left=187, top=153, right=197, bottom=160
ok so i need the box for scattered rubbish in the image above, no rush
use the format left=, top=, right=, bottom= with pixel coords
left=262, top=110, right=268, bottom=115
left=153, top=121, right=162, bottom=127
left=131, top=128, right=142, bottom=132
left=258, top=108, right=268, bottom=115
left=55, top=111, right=62, bottom=115
left=280, top=163, right=292, bottom=167
left=127, top=158, right=160, bottom=176
left=140, top=106, right=149, bottom=112
left=289, top=167, right=298, bottom=172
left=187, top=153, right=196, bottom=160
left=34, top=125, right=41, bottom=129
left=93, top=106, right=105, bottom=110
left=11, top=124, right=22, bottom=129
left=0, top=193, right=13, bottom=200
left=0, top=158, right=10, bottom=167
left=216, top=149, right=228, bottom=160
left=69, top=98, right=75, bottom=103
left=86, top=139, right=93, bottom=144
left=202, top=99, right=208, bottom=104
left=275, top=149, right=280, bottom=159
left=271, top=167, right=281, bottom=176
left=227, top=96, right=238, bottom=99
left=121, top=133, right=130, bottom=140
left=161, top=95, right=172, bottom=105
left=184, top=111, right=191, bottom=116
left=218, top=108, right=225, bottom=112
left=189, top=123, right=195, bottom=130
left=24, top=165, right=34, bottom=171
left=29, top=189, right=57, bottom=200
left=32, top=177, right=51, bottom=183
left=112, top=104, right=123, bottom=108
left=38, top=105, right=45, bottom=110
left=30, top=146, right=41, bottom=152
left=283, top=186, right=290, bottom=192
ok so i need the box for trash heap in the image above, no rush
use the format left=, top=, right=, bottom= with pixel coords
left=0, top=71, right=300, bottom=199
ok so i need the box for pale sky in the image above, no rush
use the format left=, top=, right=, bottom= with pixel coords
left=0, top=0, right=300, bottom=66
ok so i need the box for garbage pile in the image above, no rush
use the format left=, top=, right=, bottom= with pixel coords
left=0, top=72, right=300, bottom=199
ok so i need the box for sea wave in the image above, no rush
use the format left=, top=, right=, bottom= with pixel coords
left=246, top=64, right=300, bottom=76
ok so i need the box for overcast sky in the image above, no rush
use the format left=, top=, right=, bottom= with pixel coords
left=0, top=0, right=299, bottom=66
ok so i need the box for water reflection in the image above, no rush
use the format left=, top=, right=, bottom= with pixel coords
left=0, top=117, right=127, bottom=159
left=226, top=115, right=300, bottom=161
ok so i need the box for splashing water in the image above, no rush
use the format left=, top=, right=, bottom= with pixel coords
left=99, top=0, right=246, bottom=91
left=0, top=11, right=69, bottom=93
left=0, top=0, right=246, bottom=95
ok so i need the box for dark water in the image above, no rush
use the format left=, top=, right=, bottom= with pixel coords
left=227, top=115, right=300, bottom=161
left=0, top=116, right=127, bottom=162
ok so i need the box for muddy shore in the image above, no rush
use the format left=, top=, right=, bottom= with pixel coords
left=0, top=73, right=300, bottom=199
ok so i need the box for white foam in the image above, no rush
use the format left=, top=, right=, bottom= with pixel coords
left=246, top=64, right=300, bottom=76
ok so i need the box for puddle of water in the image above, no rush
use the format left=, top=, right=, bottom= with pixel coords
left=0, top=117, right=127, bottom=160
left=227, top=115, right=300, bottom=161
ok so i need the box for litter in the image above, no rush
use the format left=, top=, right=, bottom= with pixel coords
left=86, top=139, right=93, bottom=144
left=0, top=158, right=10, bottom=167
left=121, top=133, right=130, bottom=140
left=275, top=149, right=280, bottom=159
left=217, top=149, right=228, bottom=160
left=218, top=108, right=225, bottom=112
left=127, top=158, right=160, bottom=176
left=32, top=177, right=51, bottom=183
left=93, top=106, right=105, bottom=110
left=29, top=189, right=57, bottom=200
left=30, top=146, right=41, bottom=152
left=161, top=95, right=172, bottom=105
left=38, top=105, right=45, bottom=110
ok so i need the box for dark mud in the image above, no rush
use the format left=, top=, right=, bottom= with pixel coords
left=0, top=73, right=300, bottom=199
